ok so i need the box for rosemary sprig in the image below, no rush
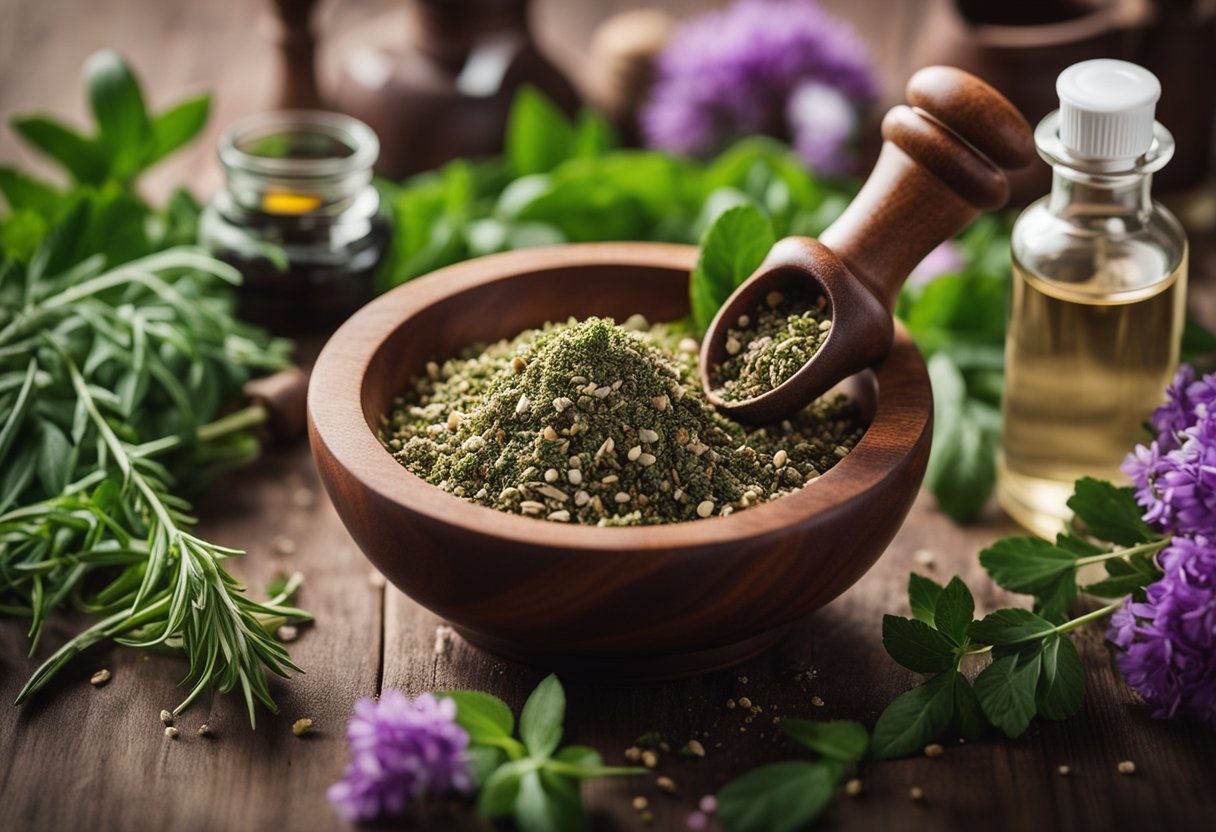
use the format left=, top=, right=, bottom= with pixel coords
left=0, top=208, right=306, bottom=725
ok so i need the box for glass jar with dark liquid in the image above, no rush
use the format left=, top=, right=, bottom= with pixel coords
left=201, top=111, right=390, bottom=333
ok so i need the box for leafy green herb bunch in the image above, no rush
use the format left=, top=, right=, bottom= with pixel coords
left=0, top=52, right=309, bottom=725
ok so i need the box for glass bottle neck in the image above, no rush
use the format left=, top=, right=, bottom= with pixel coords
left=1047, top=166, right=1154, bottom=222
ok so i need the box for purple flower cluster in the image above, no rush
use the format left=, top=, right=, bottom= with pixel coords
left=1110, top=365, right=1216, bottom=724
left=1109, top=536, right=1216, bottom=723
left=641, top=0, right=877, bottom=174
left=1122, top=366, right=1216, bottom=535
left=327, top=691, right=471, bottom=822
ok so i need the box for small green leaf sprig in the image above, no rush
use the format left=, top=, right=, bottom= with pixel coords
left=713, top=477, right=1167, bottom=831
left=717, top=719, right=868, bottom=832
left=872, top=477, right=1164, bottom=757
left=444, top=675, right=645, bottom=832
left=0, top=49, right=209, bottom=265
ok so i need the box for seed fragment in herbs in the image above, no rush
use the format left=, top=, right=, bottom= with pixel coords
left=382, top=316, right=861, bottom=526
left=90, top=669, right=111, bottom=687
left=712, top=288, right=832, bottom=402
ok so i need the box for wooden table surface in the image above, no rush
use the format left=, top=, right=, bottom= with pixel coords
left=2, top=1, right=1215, bottom=831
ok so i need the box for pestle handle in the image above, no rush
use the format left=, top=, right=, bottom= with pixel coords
left=819, top=66, right=1033, bottom=311
left=267, top=0, right=324, bottom=110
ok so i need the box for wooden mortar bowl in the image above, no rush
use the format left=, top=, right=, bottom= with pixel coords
left=308, top=243, right=932, bottom=680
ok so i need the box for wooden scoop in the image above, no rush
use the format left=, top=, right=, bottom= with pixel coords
left=700, top=66, right=1034, bottom=423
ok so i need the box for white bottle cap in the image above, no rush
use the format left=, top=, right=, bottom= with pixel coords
left=1056, top=59, right=1160, bottom=162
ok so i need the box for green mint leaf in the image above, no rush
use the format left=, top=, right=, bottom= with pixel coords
left=717, top=760, right=840, bottom=832
left=689, top=203, right=775, bottom=333
left=465, top=746, right=506, bottom=788
left=0, top=167, right=65, bottom=218
left=1181, top=317, right=1216, bottom=364
left=477, top=757, right=540, bottom=818
left=554, top=745, right=602, bottom=767
left=881, top=614, right=957, bottom=672
left=9, top=117, right=107, bottom=184
left=870, top=671, right=957, bottom=759
left=506, top=86, right=574, bottom=177
left=969, top=607, right=1056, bottom=647
left=907, top=573, right=942, bottom=626
left=951, top=673, right=986, bottom=740
left=84, top=50, right=152, bottom=181
left=519, top=674, right=566, bottom=758
left=979, top=537, right=1078, bottom=595
left=933, top=577, right=975, bottom=644
left=441, top=689, right=515, bottom=744
left=1082, top=554, right=1162, bottom=598
left=974, top=650, right=1042, bottom=738
left=780, top=718, right=869, bottom=763
left=149, top=94, right=210, bottom=165
left=1036, top=635, right=1084, bottom=721
left=571, top=109, right=616, bottom=158
left=515, top=769, right=587, bottom=832
left=1055, top=532, right=1104, bottom=557
left=1067, top=477, right=1156, bottom=546
left=924, top=352, right=999, bottom=522
left=1034, top=575, right=1078, bottom=624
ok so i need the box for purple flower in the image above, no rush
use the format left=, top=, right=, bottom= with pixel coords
left=1108, top=536, right=1216, bottom=724
left=907, top=240, right=965, bottom=286
left=1148, top=365, right=1216, bottom=451
left=641, top=0, right=877, bottom=174
left=1125, top=409, right=1216, bottom=537
left=327, top=691, right=471, bottom=822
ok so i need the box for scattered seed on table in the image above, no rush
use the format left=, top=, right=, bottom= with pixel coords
left=292, top=488, right=316, bottom=509
left=632, top=796, right=648, bottom=811
left=811, top=696, right=825, bottom=707
left=640, top=810, right=654, bottom=825
left=683, top=739, right=706, bottom=758
left=164, top=726, right=180, bottom=739
left=642, top=750, right=659, bottom=768
left=293, top=718, right=313, bottom=737
left=913, top=549, right=936, bottom=568
left=737, top=697, right=752, bottom=709
left=160, top=709, right=175, bottom=726
left=845, top=778, right=863, bottom=797
left=90, top=669, right=111, bottom=687
left=198, top=723, right=212, bottom=737
left=726, top=698, right=736, bottom=709
left=1057, top=765, right=1071, bottom=776
left=909, top=786, right=924, bottom=802
left=273, top=536, right=296, bottom=555
left=434, top=625, right=455, bottom=656
left=368, top=571, right=387, bottom=588
left=924, top=743, right=944, bottom=758
left=624, top=746, right=643, bottom=763
left=1117, top=760, right=1136, bottom=775
left=276, top=625, right=299, bottom=643
left=656, top=776, right=677, bottom=794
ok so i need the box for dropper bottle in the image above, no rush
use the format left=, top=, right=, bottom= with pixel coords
left=998, top=60, right=1188, bottom=538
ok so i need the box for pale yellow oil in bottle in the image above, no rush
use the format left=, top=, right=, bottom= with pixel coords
left=998, top=251, right=1187, bottom=538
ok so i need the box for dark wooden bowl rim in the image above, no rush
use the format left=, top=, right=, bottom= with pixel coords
left=308, top=243, right=932, bottom=555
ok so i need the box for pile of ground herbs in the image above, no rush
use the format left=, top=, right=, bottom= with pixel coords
left=713, top=289, right=832, bottom=402
left=381, top=315, right=863, bottom=526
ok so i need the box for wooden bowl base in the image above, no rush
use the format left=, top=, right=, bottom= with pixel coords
left=452, top=624, right=793, bottom=683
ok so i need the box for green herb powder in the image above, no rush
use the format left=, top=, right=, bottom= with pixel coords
left=713, top=289, right=832, bottom=402
left=382, top=315, right=862, bottom=526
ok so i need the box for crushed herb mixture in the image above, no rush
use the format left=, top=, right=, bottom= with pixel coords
left=713, top=289, right=832, bottom=402
left=381, top=315, right=862, bottom=526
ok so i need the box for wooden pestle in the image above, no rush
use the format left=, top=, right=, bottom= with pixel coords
left=701, top=66, right=1034, bottom=423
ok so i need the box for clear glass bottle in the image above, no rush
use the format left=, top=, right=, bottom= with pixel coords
left=998, top=60, right=1188, bottom=538
left=201, top=111, right=391, bottom=334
